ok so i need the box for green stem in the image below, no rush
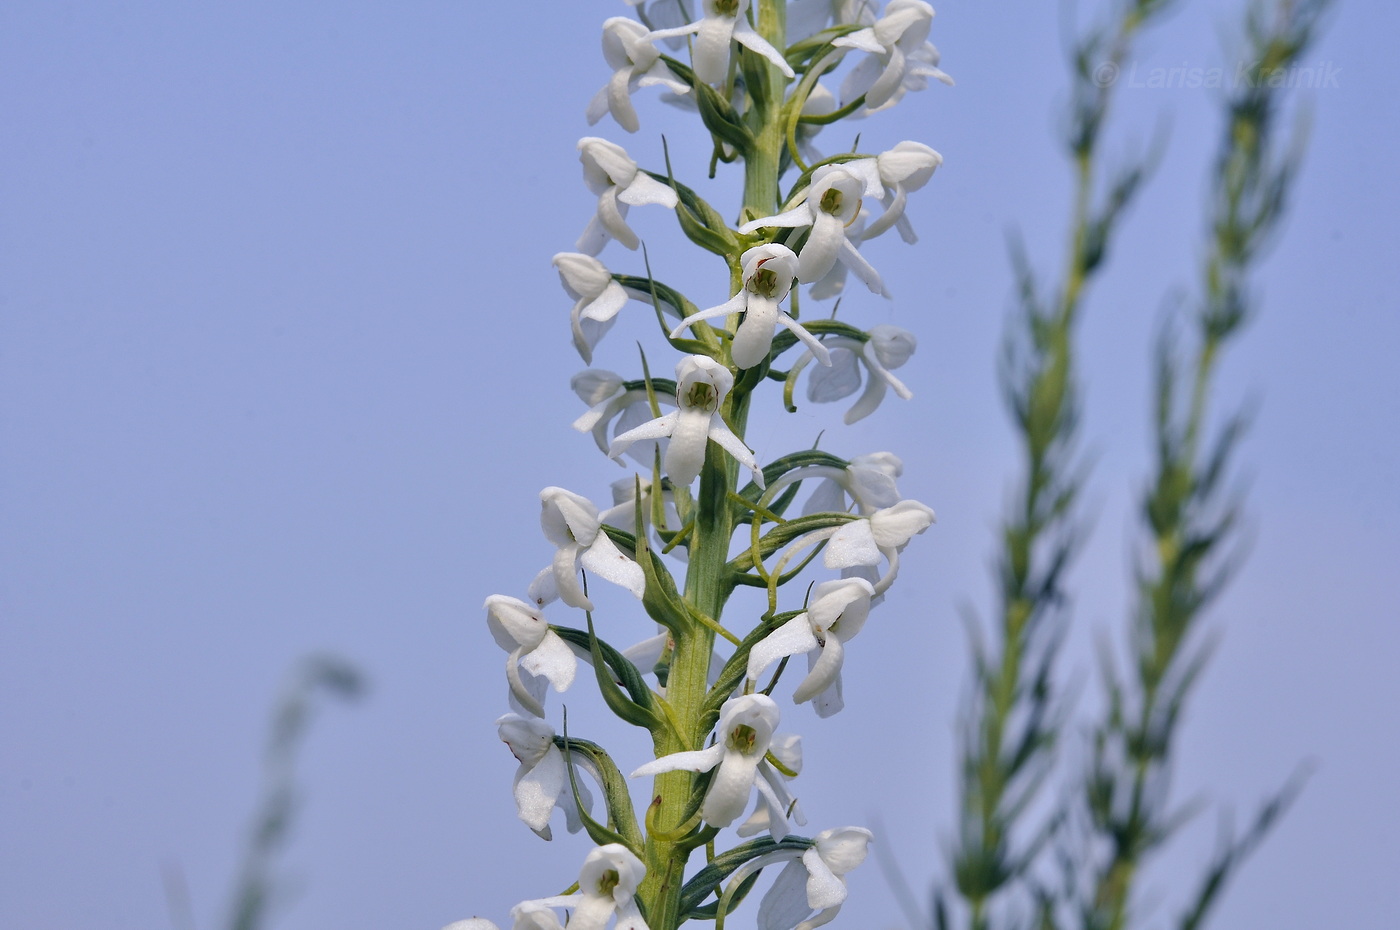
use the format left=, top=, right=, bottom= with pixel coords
left=639, top=4, right=785, bottom=927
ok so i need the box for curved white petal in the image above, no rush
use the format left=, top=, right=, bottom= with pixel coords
left=521, top=631, right=578, bottom=694
left=823, top=519, right=880, bottom=568
left=669, top=292, right=747, bottom=338
left=758, top=859, right=812, bottom=930
left=706, top=418, right=765, bottom=487
left=580, top=531, right=646, bottom=599
left=800, top=846, right=848, bottom=909
left=514, top=743, right=566, bottom=835
left=619, top=171, right=679, bottom=209
left=731, top=17, right=796, bottom=77
left=792, top=636, right=843, bottom=705
left=732, top=294, right=780, bottom=369
left=630, top=743, right=726, bottom=777
left=702, top=752, right=761, bottom=827
left=775, top=314, right=832, bottom=367
left=807, top=347, right=863, bottom=402
left=747, top=614, right=820, bottom=683
left=664, top=405, right=714, bottom=486
left=551, top=544, right=592, bottom=610
left=609, top=410, right=679, bottom=460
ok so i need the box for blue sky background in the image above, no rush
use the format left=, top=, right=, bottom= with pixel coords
left=2, top=2, right=1396, bottom=928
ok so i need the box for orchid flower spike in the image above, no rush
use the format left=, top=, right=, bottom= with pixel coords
left=484, top=595, right=577, bottom=718
left=517, top=844, right=650, bottom=930
left=553, top=253, right=630, bottom=363
left=740, top=165, right=888, bottom=297
left=570, top=370, right=679, bottom=463
left=608, top=355, right=765, bottom=488
left=670, top=245, right=831, bottom=370
left=648, top=0, right=795, bottom=86
left=495, top=713, right=595, bottom=841
left=754, top=826, right=874, bottom=930
left=588, top=18, right=689, bottom=133
left=793, top=325, right=918, bottom=423
left=746, top=577, right=876, bottom=718
left=848, top=141, right=943, bottom=243
left=538, top=486, right=646, bottom=611
left=576, top=137, right=679, bottom=255
left=631, top=693, right=787, bottom=829
left=832, top=0, right=953, bottom=112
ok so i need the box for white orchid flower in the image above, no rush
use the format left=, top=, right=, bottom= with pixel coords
left=553, top=253, right=631, bottom=363
left=484, top=595, right=577, bottom=718
left=846, top=141, right=943, bottom=242
left=787, top=0, right=878, bottom=43
left=822, top=499, right=936, bottom=594
left=495, top=713, right=596, bottom=841
left=508, top=903, right=562, bottom=930
left=669, top=245, right=831, bottom=370
left=753, top=826, right=874, bottom=930
left=608, top=355, right=765, bottom=488
left=571, top=369, right=679, bottom=464
left=775, top=451, right=904, bottom=517
left=739, top=165, right=888, bottom=297
left=577, top=137, right=679, bottom=255
left=588, top=18, right=689, bottom=133
left=518, top=843, right=650, bottom=930
left=631, top=693, right=785, bottom=828
left=791, top=325, right=917, bottom=423
left=648, top=0, right=795, bottom=86
left=746, top=577, right=875, bottom=717
left=538, top=486, right=647, bottom=611
left=832, top=0, right=953, bottom=112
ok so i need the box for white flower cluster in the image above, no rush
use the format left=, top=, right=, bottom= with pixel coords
left=453, top=3, right=949, bottom=928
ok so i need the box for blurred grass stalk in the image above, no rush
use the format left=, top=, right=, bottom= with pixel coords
left=224, top=655, right=364, bottom=930
left=935, top=1, right=1330, bottom=929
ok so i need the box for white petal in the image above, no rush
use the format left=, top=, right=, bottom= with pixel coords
left=551, top=545, right=593, bottom=611
left=691, top=15, right=735, bottom=84
left=842, top=365, right=888, bottom=424
left=796, top=213, right=845, bottom=283
left=702, top=753, right=761, bottom=827
left=609, top=410, right=679, bottom=460
left=732, top=294, right=779, bottom=369
left=792, top=637, right=843, bottom=705
left=706, top=419, right=766, bottom=487
left=747, top=614, right=820, bottom=683
left=738, top=203, right=815, bottom=234
left=580, top=532, right=646, bottom=599
left=807, top=348, right=862, bottom=402
left=823, top=520, right=880, bottom=567
left=514, top=744, right=566, bottom=834
left=802, top=477, right=848, bottom=517
left=731, top=18, right=796, bottom=77
left=663, top=406, right=713, bottom=486
left=630, top=743, right=726, bottom=777
left=758, top=860, right=813, bottom=930
left=836, top=236, right=888, bottom=296
left=775, top=314, right=832, bottom=367
left=669, top=292, right=747, bottom=338
left=619, top=172, right=680, bottom=209
left=622, top=631, right=670, bottom=674
left=801, top=846, right=848, bottom=908
left=521, top=631, right=578, bottom=694
left=869, top=500, right=936, bottom=547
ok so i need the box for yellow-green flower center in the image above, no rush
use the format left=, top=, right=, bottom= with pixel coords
left=819, top=187, right=844, bottom=215
left=685, top=381, right=718, bottom=411
left=597, top=868, right=621, bottom=896
left=747, top=267, right=781, bottom=298
left=714, top=0, right=740, bottom=16
left=727, top=723, right=759, bottom=754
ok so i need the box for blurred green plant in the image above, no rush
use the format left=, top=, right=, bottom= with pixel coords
left=224, top=654, right=364, bottom=930
left=913, top=2, right=1331, bottom=929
